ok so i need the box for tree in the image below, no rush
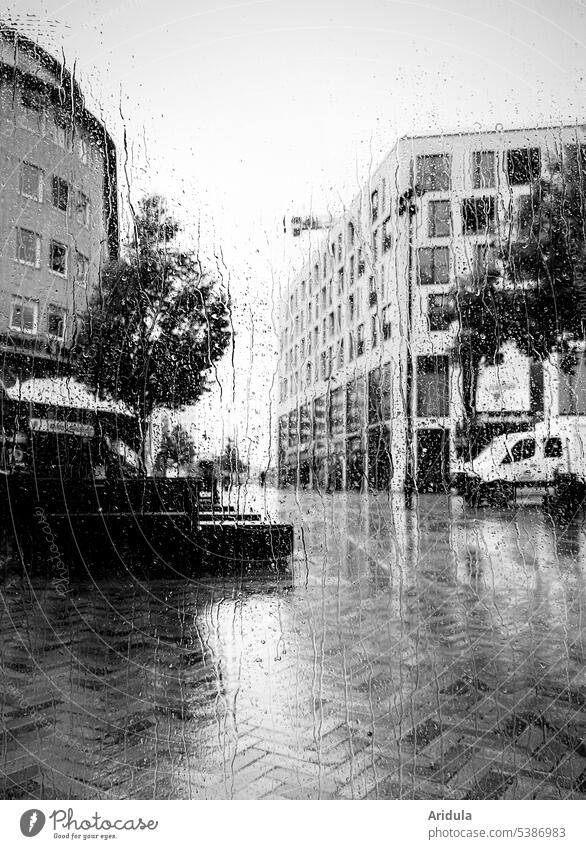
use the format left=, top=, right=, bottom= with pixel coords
left=75, top=196, right=231, bottom=456
left=218, top=437, right=247, bottom=486
left=153, top=422, right=196, bottom=476
left=450, top=146, right=586, bottom=421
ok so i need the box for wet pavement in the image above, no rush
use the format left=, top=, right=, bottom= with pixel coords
left=1, top=489, right=586, bottom=800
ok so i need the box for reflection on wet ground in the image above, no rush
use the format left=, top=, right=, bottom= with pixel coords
left=1, top=490, right=586, bottom=799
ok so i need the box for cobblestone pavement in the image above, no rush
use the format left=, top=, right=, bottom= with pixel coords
left=1, top=490, right=586, bottom=800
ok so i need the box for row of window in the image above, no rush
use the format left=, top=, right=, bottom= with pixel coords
left=282, top=293, right=455, bottom=400
left=284, top=240, right=499, bottom=349
left=281, top=355, right=450, bottom=439
left=20, top=162, right=90, bottom=223
left=15, top=228, right=90, bottom=285
left=7, top=296, right=77, bottom=342
left=8, top=88, right=93, bottom=163
left=414, top=147, right=542, bottom=195
left=284, top=147, right=549, bottom=342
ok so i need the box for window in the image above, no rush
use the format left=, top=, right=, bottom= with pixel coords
left=371, top=189, right=379, bottom=222
left=306, top=361, right=312, bottom=384
left=369, top=276, right=377, bottom=306
left=416, top=355, right=449, bottom=417
left=74, top=252, right=89, bottom=287
left=349, top=255, right=355, bottom=286
left=76, top=192, right=90, bottom=226
left=10, top=298, right=38, bottom=335
left=382, top=216, right=392, bottom=252
left=338, top=339, right=344, bottom=368
left=372, top=229, right=378, bottom=263
left=357, top=324, right=365, bottom=356
left=338, top=267, right=344, bottom=294
left=461, top=196, right=496, bottom=234
left=20, top=162, right=43, bottom=200
left=337, top=233, right=343, bottom=263
left=348, top=222, right=355, bottom=246
left=358, top=248, right=365, bottom=277
left=427, top=293, right=453, bottom=332
left=328, top=279, right=332, bottom=305
left=559, top=353, right=586, bottom=414
left=321, top=286, right=326, bottom=310
left=321, top=350, right=327, bottom=380
left=322, top=318, right=326, bottom=345
left=417, top=154, right=451, bottom=192
left=19, top=92, right=45, bottom=134
left=368, top=365, right=391, bottom=424
left=322, top=253, right=327, bottom=278
left=78, top=136, right=90, bottom=165
left=418, top=246, right=450, bottom=285
left=52, top=176, right=69, bottom=212
left=473, top=244, right=499, bottom=280
left=348, top=293, right=355, bottom=321
left=509, top=438, right=536, bottom=462
left=329, top=312, right=335, bottom=338
left=382, top=306, right=391, bottom=340
left=337, top=304, right=342, bottom=331
left=348, top=332, right=355, bottom=362
left=49, top=240, right=68, bottom=276
left=16, top=228, right=41, bottom=267
left=544, top=437, right=563, bottom=459
left=516, top=194, right=535, bottom=237
left=47, top=306, right=66, bottom=341
left=472, top=151, right=496, bottom=188
left=428, top=199, right=451, bottom=237
left=371, top=314, right=378, bottom=348
left=506, top=147, right=541, bottom=185
left=315, top=293, right=320, bottom=319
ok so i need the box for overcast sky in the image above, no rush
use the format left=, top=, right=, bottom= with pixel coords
left=4, top=0, right=586, bottom=464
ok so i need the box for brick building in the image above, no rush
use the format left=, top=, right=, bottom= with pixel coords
left=277, top=124, right=586, bottom=492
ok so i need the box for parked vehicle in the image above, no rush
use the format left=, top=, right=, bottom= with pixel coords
left=453, top=420, right=586, bottom=506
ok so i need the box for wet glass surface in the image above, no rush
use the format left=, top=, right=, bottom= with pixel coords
left=2, top=490, right=585, bottom=800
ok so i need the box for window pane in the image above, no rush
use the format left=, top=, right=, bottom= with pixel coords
left=52, top=176, right=69, bottom=211
left=17, top=228, right=38, bottom=265
left=429, top=200, right=451, bottom=237
left=418, top=248, right=433, bottom=284
left=434, top=246, right=450, bottom=283
left=461, top=196, right=495, bottom=233
left=473, top=151, right=495, bottom=188
left=50, top=241, right=68, bottom=275
left=417, top=154, right=451, bottom=191
left=417, top=355, right=449, bottom=416
left=506, top=147, right=541, bottom=185
left=21, top=163, right=41, bottom=199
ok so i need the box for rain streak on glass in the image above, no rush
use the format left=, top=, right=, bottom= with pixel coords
left=1, top=2, right=586, bottom=804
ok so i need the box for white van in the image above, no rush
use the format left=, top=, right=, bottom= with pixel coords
left=454, top=420, right=586, bottom=504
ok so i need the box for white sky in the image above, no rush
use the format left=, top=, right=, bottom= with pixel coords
left=4, top=0, right=586, bottom=464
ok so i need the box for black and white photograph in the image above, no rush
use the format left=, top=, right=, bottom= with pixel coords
left=0, top=0, right=585, bottom=841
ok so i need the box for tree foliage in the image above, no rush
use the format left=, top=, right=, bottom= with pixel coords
left=153, top=422, right=196, bottom=476
left=75, top=196, right=231, bottom=433
left=218, top=437, right=247, bottom=476
left=451, top=146, right=586, bottom=418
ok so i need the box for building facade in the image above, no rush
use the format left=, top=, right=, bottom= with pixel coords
left=277, top=124, right=586, bottom=492
left=0, top=27, right=118, bottom=380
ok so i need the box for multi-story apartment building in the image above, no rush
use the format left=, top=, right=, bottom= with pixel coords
left=277, top=124, right=586, bottom=492
left=0, top=27, right=118, bottom=381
